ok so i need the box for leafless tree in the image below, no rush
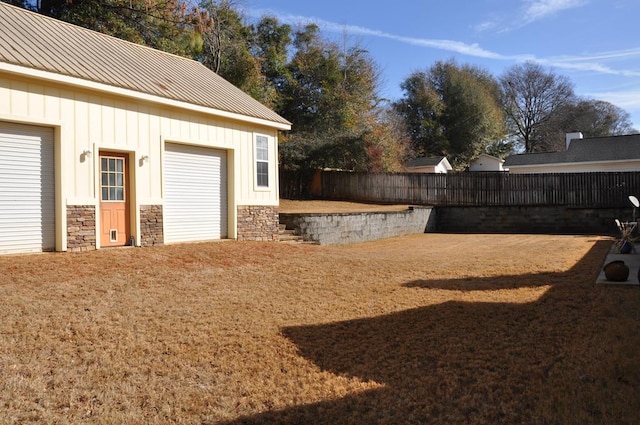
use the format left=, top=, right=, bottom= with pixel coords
left=500, top=62, right=574, bottom=153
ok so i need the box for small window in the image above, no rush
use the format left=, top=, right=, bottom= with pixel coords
left=101, top=156, right=126, bottom=201
left=255, top=135, right=269, bottom=188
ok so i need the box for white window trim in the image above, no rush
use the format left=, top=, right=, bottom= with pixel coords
left=254, top=134, right=271, bottom=191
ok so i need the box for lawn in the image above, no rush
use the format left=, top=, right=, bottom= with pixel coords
left=1, top=234, right=639, bottom=424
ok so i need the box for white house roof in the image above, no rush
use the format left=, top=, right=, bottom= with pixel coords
left=504, top=134, right=640, bottom=167
left=0, top=2, right=291, bottom=128
left=475, top=153, right=504, bottom=163
left=405, top=156, right=452, bottom=169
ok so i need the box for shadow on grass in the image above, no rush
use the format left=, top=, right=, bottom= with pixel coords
left=220, top=240, right=640, bottom=424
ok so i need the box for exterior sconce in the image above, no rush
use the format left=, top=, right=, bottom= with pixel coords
left=139, top=154, right=149, bottom=166
left=82, top=149, right=92, bottom=157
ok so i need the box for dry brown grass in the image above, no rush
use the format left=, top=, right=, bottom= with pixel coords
left=1, top=234, right=639, bottom=424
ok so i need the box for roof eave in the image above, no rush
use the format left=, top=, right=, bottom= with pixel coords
left=507, top=158, right=640, bottom=168
left=0, top=62, right=292, bottom=131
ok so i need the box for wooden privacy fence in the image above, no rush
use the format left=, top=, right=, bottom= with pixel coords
left=282, top=170, right=640, bottom=208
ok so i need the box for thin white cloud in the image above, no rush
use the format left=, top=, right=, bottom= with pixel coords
left=522, top=0, right=588, bottom=24
left=588, top=90, right=640, bottom=110
left=475, top=0, right=588, bottom=33
left=551, top=48, right=640, bottom=62
left=246, top=6, right=640, bottom=125
left=245, top=7, right=640, bottom=78
left=246, top=9, right=506, bottom=59
left=473, top=20, right=498, bottom=32
left=540, top=57, right=640, bottom=77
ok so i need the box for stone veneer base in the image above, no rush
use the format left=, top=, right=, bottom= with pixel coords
left=140, top=205, right=164, bottom=246
left=67, top=205, right=96, bottom=252
left=237, top=205, right=279, bottom=241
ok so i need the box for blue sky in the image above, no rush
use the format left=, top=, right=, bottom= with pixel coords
left=243, top=0, right=640, bottom=131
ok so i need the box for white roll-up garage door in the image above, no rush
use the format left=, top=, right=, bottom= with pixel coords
left=0, top=122, right=55, bottom=254
left=164, top=143, right=228, bottom=243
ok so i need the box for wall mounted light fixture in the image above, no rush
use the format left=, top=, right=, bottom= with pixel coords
left=82, top=149, right=92, bottom=158
left=140, top=154, right=149, bottom=162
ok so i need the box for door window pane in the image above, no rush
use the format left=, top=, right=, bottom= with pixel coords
left=100, top=156, right=126, bottom=201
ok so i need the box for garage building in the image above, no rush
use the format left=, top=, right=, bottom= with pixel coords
left=0, top=3, right=291, bottom=254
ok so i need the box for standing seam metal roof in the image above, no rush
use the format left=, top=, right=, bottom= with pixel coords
left=0, top=2, right=291, bottom=127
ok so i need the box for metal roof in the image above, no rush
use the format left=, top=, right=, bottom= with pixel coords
left=504, top=134, right=640, bottom=167
left=0, top=2, right=290, bottom=127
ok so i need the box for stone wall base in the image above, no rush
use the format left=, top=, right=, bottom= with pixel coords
left=67, top=205, right=96, bottom=252
left=140, top=205, right=164, bottom=246
left=237, top=205, right=279, bottom=241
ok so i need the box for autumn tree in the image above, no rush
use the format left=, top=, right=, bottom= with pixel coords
left=500, top=62, right=575, bottom=153
left=394, top=60, right=505, bottom=169
left=249, top=16, right=292, bottom=110
left=197, top=0, right=271, bottom=103
left=278, top=24, right=406, bottom=172
left=393, top=70, right=446, bottom=158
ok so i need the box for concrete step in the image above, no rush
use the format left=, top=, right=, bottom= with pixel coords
left=278, top=225, right=318, bottom=244
left=278, top=226, right=303, bottom=242
left=280, top=234, right=305, bottom=242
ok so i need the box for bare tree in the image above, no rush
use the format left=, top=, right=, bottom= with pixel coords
left=535, top=98, right=638, bottom=150
left=500, top=62, right=574, bottom=153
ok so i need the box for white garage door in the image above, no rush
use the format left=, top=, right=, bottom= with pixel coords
left=164, top=143, right=228, bottom=243
left=0, top=122, right=55, bottom=254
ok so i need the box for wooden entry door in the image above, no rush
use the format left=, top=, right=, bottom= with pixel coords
left=100, top=152, right=130, bottom=247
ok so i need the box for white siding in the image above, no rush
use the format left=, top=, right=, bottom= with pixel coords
left=0, top=122, right=55, bottom=253
left=0, top=73, right=281, bottom=250
left=508, top=162, right=640, bottom=174
left=164, top=143, right=227, bottom=243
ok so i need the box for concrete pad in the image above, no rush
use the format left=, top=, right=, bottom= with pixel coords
left=596, top=244, right=640, bottom=285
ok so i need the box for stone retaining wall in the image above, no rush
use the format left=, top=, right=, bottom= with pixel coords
left=237, top=205, right=279, bottom=241
left=280, top=206, right=434, bottom=245
left=140, top=205, right=164, bottom=246
left=67, top=205, right=96, bottom=252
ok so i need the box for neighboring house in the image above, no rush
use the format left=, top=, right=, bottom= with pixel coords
left=0, top=3, right=291, bottom=254
left=403, top=156, right=452, bottom=173
left=469, top=153, right=505, bottom=172
left=504, top=132, right=640, bottom=174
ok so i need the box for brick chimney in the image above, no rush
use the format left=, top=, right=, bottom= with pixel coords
left=565, top=132, right=583, bottom=150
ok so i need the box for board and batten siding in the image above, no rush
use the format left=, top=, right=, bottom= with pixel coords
left=0, top=72, right=280, bottom=248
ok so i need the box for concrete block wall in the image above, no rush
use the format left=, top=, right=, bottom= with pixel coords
left=436, top=206, right=631, bottom=235
left=280, top=206, right=434, bottom=245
